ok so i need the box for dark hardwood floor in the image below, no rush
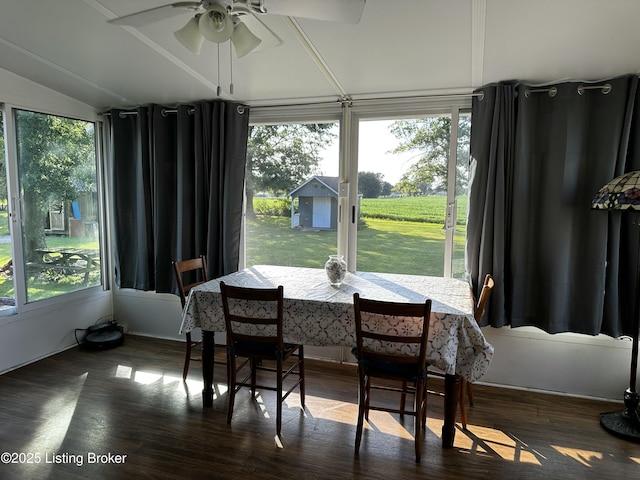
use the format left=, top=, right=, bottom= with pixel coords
left=0, top=335, right=638, bottom=479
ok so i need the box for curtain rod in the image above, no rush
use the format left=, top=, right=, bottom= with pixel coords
left=101, top=108, right=195, bottom=117
left=101, top=91, right=482, bottom=117
left=101, top=105, right=248, bottom=117
left=250, top=91, right=484, bottom=110
left=524, top=82, right=612, bottom=98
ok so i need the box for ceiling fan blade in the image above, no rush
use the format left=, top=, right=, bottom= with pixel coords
left=108, top=2, right=204, bottom=27
left=263, top=0, right=366, bottom=24
left=241, top=13, right=283, bottom=53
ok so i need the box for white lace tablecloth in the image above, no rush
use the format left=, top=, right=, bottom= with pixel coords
left=181, top=265, right=494, bottom=382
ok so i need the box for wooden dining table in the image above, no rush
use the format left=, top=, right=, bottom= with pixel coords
left=180, top=264, right=494, bottom=448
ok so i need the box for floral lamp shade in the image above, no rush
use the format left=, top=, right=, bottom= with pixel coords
left=592, top=170, right=640, bottom=210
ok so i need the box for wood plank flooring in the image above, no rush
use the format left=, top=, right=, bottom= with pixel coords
left=0, top=335, right=638, bottom=479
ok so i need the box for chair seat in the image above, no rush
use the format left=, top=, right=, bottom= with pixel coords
left=351, top=347, right=427, bottom=381
left=234, top=341, right=299, bottom=360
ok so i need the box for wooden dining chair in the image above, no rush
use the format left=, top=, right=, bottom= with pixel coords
left=220, top=281, right=305, bottom=439
left=460, top=274, right=495, bottom=416
left=172, top=255, right=224, bottom=381
left=425, top=273, right=495, bottom=428
left=352, top=293, right=432, bottom=463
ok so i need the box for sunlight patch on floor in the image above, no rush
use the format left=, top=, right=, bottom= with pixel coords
left=133, top=370, right=163, bottom=384
left=114, top=364, right=228, bottom=397
left=455, top=425, right=543, bottom=465
left=302, top=395, right=358, bottom=425
left=363, top=411, right=415, bottom=440
left=24, top=373, right=88, bottom=454
left=115, top=364, right=132, bottom=378
left=551, top=446, right=603, bottom=467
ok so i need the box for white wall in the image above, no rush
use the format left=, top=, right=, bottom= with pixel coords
left=480, top=327, right=634, bottom=401
left=0, top=67, right=112, bottom=374
left=113, top=287, right=635, bottom=403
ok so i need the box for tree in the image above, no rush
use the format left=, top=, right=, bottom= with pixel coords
left=358, top=171, right=383, bottom=198
left=15, top=111, right=95, bottom=260
left=246, top=123, right=335, bottom=217
left=389, top=116, right=471, bottom=195
left=381, top=181, right=393, bottom=197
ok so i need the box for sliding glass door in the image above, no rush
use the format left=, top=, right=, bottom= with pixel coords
left=0, top=111, right=14, bottom=311
left=354, top=110, right=470, bottom=278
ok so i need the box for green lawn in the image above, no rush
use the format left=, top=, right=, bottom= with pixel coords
left=247, top=209, right=466, bottom=277
left=0, top=211, right=100, bottom=301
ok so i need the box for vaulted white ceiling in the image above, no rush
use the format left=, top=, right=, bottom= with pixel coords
left=1, top=0, right=640, bottom=110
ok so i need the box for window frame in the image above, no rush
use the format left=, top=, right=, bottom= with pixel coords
left=0, top=103, right=107, bottom=317
left=243, top=97, right=472, bottom=277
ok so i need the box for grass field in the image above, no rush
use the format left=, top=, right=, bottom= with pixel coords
left=0, top=212, right=100, bottom=302
left=360, top=195, right=467, bottom=225
left=247, top=196, right=467, bottom=277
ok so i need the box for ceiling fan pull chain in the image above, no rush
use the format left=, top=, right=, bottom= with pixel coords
left=216, top=43, right=221, bottom=96
left=229, top=41, right=234, bottom=95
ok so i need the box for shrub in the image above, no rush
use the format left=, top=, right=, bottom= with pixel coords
left=253, top=197, right=291, bottom=217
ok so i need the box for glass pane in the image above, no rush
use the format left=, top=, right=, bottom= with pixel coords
left=245, top=122, right=338, bottom=269
left=14, top=110, right=101, bottom=302
left=356, top=117, right=450, bottom=276
left=452, top=112, right=471, bottom=279
left=0, top=111, right=15, bottom=310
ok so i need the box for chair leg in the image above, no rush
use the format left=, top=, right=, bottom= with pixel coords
left=400, top=380, right=407, bottom=414
left=276, top=359, right=283, bottom=438
left=298, top=346, right=305, bottom=407
left=414, top=379, right=425, bottom=463
left=355, top=368, right=367, bottom=456
left=422, top=380, right=428, bottom=429
left=227, top=352, right=237, bottom=425
left=459, top=378, right=468, bottom=429
left=250, top=359, right=257, bottom=398
left=364, top=375, right=371, bottom=420
left=183, top=332, right=192, bottom=381
left=466, top=381, right=474, bottom=406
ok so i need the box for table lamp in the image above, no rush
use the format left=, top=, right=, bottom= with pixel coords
left=592, top=170, right=640, bottom=442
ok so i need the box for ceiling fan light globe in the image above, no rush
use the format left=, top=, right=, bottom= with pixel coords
left=198, top=5, right=234, bottom=43
left=174, top=16, right=205, bottom=54
left=231, top=21, right=262, bottom=58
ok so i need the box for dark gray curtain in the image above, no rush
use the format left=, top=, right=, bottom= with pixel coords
left=467, top=75, right=640, bottom=336
left=108, top=100, right=249, bottom=294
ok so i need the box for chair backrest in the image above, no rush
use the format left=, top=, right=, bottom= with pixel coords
left=474, top=274, right=495, bottom=323
left=219, top=281, right=285, bottom=350
left=172, top=255, right=208, bottom=308
left=353, top=293, right=432, bottom=370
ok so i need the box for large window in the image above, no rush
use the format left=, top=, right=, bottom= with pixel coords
left=245, top=121, right=339, bottom=269
left=243, top=101, right=470, bottom=278
left=5, top=109, right=102, bottom=305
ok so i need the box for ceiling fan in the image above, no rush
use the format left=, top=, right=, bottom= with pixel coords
left=108, top=0, right=366, bottom=58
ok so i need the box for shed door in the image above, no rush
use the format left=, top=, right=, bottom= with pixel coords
left=312, top=197, right=331, bottom=228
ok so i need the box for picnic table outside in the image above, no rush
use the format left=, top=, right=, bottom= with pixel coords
left=27, top=247, right=100, bottom=284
